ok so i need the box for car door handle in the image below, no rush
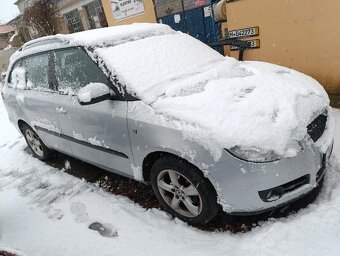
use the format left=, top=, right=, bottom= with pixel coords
left=56, top=107, right=67, bottom=114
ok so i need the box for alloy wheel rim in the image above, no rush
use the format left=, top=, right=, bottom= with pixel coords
left=25, top=129, right=44, bottom=157
left=157, top=169, right=202, bottom=218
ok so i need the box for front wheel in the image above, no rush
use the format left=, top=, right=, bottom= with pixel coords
left=22, top=124, right=52, bottom=161
left=150, top=156, right=220, bottom=225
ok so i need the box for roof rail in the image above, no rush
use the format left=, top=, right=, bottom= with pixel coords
left=21, top=36, right=65, bottom=51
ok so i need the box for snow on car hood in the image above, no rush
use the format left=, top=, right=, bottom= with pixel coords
left=95, top=32, right=333, bottom=160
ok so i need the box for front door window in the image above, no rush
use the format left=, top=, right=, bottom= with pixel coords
left=53, top=48, right=109, bottom=94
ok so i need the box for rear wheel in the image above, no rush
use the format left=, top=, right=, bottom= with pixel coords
left=150, top=156, right=220, bottom=225
left=22, top=124, right=51, bottom=161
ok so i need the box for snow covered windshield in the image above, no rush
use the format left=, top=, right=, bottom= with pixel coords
left=95, top=32, right=225, bottom=103
left=94, top=31, right=333, bottom=160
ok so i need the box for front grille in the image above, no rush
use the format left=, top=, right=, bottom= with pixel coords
left=307, top=114, right=327, bottom=142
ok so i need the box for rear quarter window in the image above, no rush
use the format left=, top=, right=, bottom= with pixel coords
left=8, top=53, right=52, bottom=91
left=23, top=53, right=51, bottom=90
left=8, top=60, right=25, bottom=89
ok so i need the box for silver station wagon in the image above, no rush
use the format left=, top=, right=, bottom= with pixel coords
left=1, top=24, right=334, bottom=224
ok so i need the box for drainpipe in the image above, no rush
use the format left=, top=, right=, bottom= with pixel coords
left=210, top=0, right=218, bottom=41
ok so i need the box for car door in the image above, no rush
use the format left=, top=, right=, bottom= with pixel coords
left=15, top=52, right=73, bottom=153
left=51, top=47, right=135, bottom=177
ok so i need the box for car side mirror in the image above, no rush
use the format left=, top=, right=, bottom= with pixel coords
left=77, top=83, right=114, bottom=105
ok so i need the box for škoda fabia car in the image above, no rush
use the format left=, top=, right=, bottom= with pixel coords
left=1, top=24, right=334, bottom=224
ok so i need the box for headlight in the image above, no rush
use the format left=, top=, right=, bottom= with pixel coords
left=227, top=146, right=282, bottom=163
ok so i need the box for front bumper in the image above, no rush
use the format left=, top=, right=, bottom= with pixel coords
left=209, top=140, right=333, bottom=214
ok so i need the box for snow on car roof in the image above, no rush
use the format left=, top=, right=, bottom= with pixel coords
left=46, top=23, right=173, bottom=47
left=10, top=23, right=174, bottom=63
left=94, top=32, right=333, bottom=160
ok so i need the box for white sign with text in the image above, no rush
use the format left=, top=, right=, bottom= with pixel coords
left=111, top=0, right=145, bottom=21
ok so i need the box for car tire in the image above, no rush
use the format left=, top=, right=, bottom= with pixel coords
left=22, top=124, right=52, bottom=161
left=150, top=155, right=220, bottom=225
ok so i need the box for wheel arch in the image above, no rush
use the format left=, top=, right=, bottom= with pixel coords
left=18, top=119, right=30, bottom=133
left=142, top=150, right=216, bottom=191
left=145, top=151, right=221, bottom=224
left=142, top=151, right=172, bottom=182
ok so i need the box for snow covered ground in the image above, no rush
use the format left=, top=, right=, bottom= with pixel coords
left=0, top=95, right=340, bottom=256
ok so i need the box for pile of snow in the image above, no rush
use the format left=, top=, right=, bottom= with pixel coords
left=60, top=23, right=174, bottom=47
left=94, top=32, right=333, bottom=160
left=0, top=95, right=340, bottom=256
left=77, top=82, right=111, bottom=103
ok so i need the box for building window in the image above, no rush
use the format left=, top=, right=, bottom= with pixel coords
left=65, top=9, right=84, bottom=33
left=84, top=0, right=108, bottom=29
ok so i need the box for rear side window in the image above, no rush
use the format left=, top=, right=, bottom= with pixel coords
left=53, top=48, right=109, bottom=93
left=23, top=53, right=50, bottom=90
left=8, top=61, right=25, bottom=89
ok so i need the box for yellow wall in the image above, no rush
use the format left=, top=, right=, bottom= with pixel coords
left=220, top=22, right=230, bottom=57
left=102, top=0, right=156, bottom=26
left=224, top=0, right=340, bottom=94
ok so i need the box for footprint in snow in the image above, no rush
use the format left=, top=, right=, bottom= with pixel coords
left=70, top=202, right=90, bottom=223
left=0, top=143, right=8, bottom=149
left=8, top=140, right=20, bottom=149
left=44, top=206, right=64, bottom=220
left=70, top=202, right=118, bottom=237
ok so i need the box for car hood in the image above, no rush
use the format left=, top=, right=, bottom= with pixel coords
left=147, top=59, right=333, bottom=160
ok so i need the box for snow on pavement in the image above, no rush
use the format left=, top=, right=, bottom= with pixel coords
left=0, top=96, right=340, bottom=256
